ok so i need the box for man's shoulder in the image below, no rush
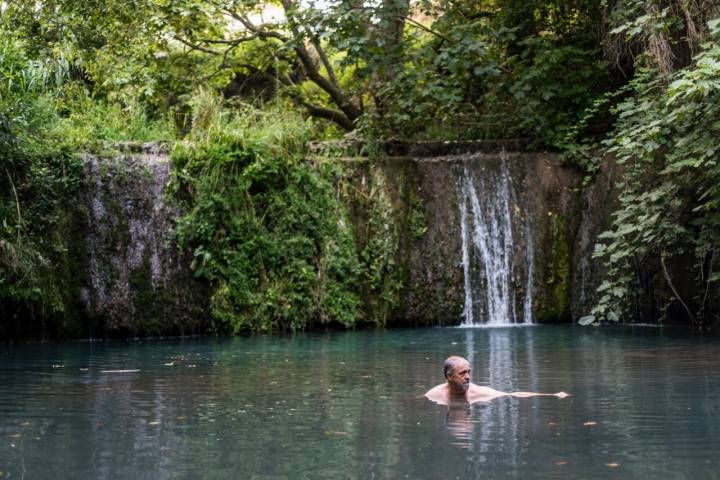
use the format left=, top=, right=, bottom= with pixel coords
left=468, top=384, right=494, bottom=393
left=424, top=384, right=449, bottom=404
left=467, top=384, right=505, bottom=400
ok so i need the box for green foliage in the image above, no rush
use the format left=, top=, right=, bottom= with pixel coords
left=171, top=101, right=362, bottom=332
left=359, top=171, right=403, bottom=326
left=592, top=23, right=720, bottom=329
left=51, top=85, right=176, bottom=150
left=509, top=39, right=608, bottom=147
left=409, top=191, right=428, bottom=239
left=0, top=35, right=84, bottom=324
left=2, top=0, right=618, bottom=147
left=360, top=0, right=611, bottom=145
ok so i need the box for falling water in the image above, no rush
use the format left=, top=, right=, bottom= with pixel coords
left=458, top=158, right=534, bottom=326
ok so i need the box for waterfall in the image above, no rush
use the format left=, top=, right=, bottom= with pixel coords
left=458, top=158, right=534, bottom=326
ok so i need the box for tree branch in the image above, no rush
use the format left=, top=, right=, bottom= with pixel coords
left=404, top=16, right=452, bottom=42
left=200, top=0, right=361, bottom=127
left=310, top=39, right=339, bottom=88
left=279, top=1, right=361, bottom=121
left=174, top=36, right=222, bottom=55
left=299, top=100, right=355, bottom=130
left=198, top=36, right=260, bottom=45
left=206, top=0, right=288, bottom=42
left=661, top=254, right=696, bottom=326
left=5, top=168, right=22, bottom=245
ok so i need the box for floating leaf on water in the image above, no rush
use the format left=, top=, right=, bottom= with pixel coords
left=606, top=463, right=620, bottom=468
left=583, top=421, right=597, bottom=426
left=554, top=460, right=568, bottom=466
left=100, top=369, right=140, bottom=373
left=449, top=442, right=470, bottom=448
left=547, top=422, right=557, bottom=426
left=149, top=421, right=160, bottom=426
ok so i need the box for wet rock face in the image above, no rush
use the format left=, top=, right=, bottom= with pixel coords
left=569, top=160, right=623, bottom=320
left=80, top=149, right=209, bottom=336
left=341, top=150, right=585, bottom=326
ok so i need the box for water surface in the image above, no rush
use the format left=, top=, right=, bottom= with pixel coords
left=1, top=326, right=719, bottom=479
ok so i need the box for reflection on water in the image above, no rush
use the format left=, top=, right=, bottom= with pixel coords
left=453, top=327, right=538, bottom=467
left=446, top=401, right=474, bottom=447
left=1, top=326, right=720, bottom=479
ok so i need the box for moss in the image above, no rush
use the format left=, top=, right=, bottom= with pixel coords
left=51, top=201, right=91, bottom=337
left=536, top=211, right=571, bottom=321
left=359, top=167, right=402, bottom=326
left=127, top=252, right=166, bottom=336
left=408, top=189, right=428, bottom=239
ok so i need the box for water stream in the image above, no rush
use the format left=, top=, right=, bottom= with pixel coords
left=458, top=158, right=534, bottom=326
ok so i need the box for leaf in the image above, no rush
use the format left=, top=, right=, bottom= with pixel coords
left=578, top=315, right=596, bottom=326
left=709, top=19, right=720, bottom=34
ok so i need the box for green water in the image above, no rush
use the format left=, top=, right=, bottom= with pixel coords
left=1, top=325, right=719, bottom=479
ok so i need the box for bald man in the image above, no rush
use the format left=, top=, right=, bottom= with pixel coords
left=425, top=355, right=569, bottom=405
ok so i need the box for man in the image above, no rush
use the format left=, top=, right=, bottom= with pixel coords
left=425, top=355, right=569, bottom=405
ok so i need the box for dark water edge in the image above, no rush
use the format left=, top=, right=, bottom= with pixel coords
left=3, top=319, right=718, bottom=345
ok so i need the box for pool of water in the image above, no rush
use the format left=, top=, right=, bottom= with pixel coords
left=1, top=325, right=719, bottom=479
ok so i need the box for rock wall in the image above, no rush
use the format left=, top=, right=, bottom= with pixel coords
left=59, top=142, right=621, bottom=336
left=79, top=145, right=209, bottom=336
left=569, top=160, right=623, bottom=320
left=339, top=145, right=589, bottom=326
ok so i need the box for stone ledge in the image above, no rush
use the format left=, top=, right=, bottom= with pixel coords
left=309, top=139, right=535, bottom=157
left=109, top=141, right=172, bottom=154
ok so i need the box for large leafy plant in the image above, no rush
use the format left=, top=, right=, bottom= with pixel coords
left=592, top=20, right=720, bottom=329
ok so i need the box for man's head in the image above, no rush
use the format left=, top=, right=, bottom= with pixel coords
left=443, top=356, right=471, bottom=395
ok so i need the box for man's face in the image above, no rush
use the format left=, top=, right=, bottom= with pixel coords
left=447, top=360, right=471, bottom=394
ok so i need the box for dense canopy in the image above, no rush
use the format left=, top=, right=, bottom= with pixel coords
left=3, top=0, right=720, bottom=335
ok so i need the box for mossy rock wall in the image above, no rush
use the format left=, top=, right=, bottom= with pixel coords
left=78, top=148, right=210, bottom=336
left=568, top=160, right=623, bottom=320
left=338, top=147, right=585, bottom=326
left=14, top=142, right=625, bottom=337
left=339, top=157, right=464, bottom=325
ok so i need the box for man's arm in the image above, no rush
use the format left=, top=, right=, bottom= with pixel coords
left=469, top=385, right=569, bottom=400
left=509, top=391, right=569, bottom=398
